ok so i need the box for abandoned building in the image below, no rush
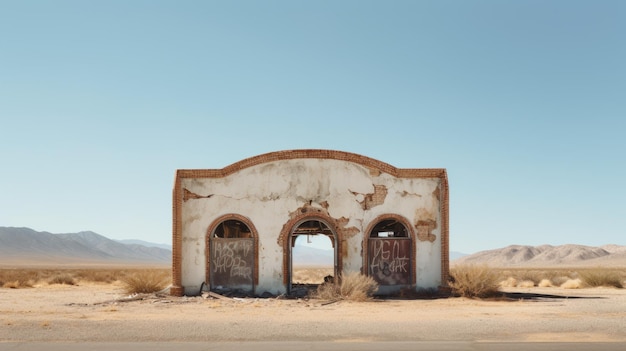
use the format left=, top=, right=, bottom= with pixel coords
left=171, top=149, right=449, bottom=296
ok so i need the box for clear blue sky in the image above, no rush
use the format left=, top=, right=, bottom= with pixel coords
left=1, top=1, right=624, bottom=253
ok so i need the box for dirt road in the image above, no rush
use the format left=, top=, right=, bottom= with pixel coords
left=0, top=283, right=624, bottom=342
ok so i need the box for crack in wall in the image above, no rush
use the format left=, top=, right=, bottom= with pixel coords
left=183, top=188, right=213, bottom=202
left=398, top=190, right=423, bottom=198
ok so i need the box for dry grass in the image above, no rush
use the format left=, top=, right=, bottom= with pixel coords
left=314, top=272, right=378, bottom=301
left=74, top=269, right=122, bottom=283
left=449, top=265, right=500, bottom=298
left=489, top=267, right=625, bottom=289
left=120, top=269, right=171, bottom=294
left=292, top=267, right=334, bottom=284
left=0, top=268, right=170, bottom=289
left=48, top=273, right=76, bottom=285
left=579, top=269, right=624, bottom=288
left=0, top=269, right=39, bottom=288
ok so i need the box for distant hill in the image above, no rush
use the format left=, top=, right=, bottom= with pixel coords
left=450, top=251, right=469, bottom=260
left=116, top=239, right=172, bottom=250
left=0, top=227, right=171, bottom=266
left=292, top=245, right=334, bottom=268
left=453, top=244, right=626, bottom=267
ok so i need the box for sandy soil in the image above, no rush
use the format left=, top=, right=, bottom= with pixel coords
left=1, top=283, right=625, bottom=343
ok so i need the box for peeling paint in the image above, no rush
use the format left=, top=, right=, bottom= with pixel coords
left=351, top=184, right=388, bottom=210
left=368, top=167, right=382, bottom=177
left=399, top=190, right=423, bottom=198
left=183, top=188, right=213, bottom=202
left=414, top=208, right=436, bottom=222
left=432, top=184, right=441, bottom=200
left=416, top=219, right=437, bottom=242
left=335, top=216, right=359, bottom=238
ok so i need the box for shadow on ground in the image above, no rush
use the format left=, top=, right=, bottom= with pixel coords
left=501, top=291, right=605, bottom=300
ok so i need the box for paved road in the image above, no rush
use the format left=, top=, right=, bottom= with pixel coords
left=0, top=342, right=625, bottom=351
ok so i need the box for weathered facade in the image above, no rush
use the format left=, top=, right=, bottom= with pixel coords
left=171, top=150, right=449, bottom=296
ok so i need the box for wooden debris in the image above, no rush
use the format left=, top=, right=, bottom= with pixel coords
left=205, top=291, right=231, bottom=300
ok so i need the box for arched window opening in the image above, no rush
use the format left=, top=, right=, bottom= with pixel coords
left=291, top=220, right=335, bottom=247
left=214, top=220, right=252, bottom=238
left=370, top=219, right=408, bottom=238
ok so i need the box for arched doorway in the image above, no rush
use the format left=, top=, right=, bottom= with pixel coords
left=288, top=219, right=338, bottom=295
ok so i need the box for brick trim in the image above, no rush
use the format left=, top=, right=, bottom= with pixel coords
left=205, top=214, right=260, bottom=289
left=362, top=214, right=416, bottom=285
left=176, top=149, right=446, bottom=179
left=440, top=171, right=450, bottom=288
left=171, top=174, right=184, bottom=296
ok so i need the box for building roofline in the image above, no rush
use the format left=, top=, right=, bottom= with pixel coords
left=176, top=149, right=446, bottom=179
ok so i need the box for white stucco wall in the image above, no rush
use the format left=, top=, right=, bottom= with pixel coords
left=178, top=158, right=444, bottom=295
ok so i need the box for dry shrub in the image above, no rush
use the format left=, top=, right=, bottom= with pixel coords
left=517, top=280, right=535, bottom=288
left=579, top=270, right=624, bottom=288
left=516, top=271, right=544, bottom=286
left=48, top=273, right=76, bottom=285
left=0, top=270, right=36, bottom=288
left=550, top=276, right=571, bottom=287
left=482, top=268, right=625, bottom=290
left=3, top=281, right=24, bottom=289
left=538, top=279, right=553, bottom=287
left=561, top=278, right=582, bottom=289
left=450, top=265, right=500, bottom=298
left=120, top=270, right=170, bottom=294
left=499, top=277, right=517, bottom=288
left=339, top=272, right=378, bottom=301
left=314, top=272, right=378, bottom=301
left=315, top=281, right=340, bottom=300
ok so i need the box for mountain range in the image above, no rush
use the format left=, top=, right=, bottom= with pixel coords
left=0, top=227, right=171, bottom=266
left=292, top=245, right=334, bottom=267
left=2, top=226, right=623, bottom=268
left=453, top=244, right=626, bottom=267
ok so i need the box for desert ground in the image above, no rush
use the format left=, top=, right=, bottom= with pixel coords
left=0, top=267, right=625, bottom=343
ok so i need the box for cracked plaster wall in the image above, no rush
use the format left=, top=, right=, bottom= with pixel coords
left=180, top=158, right=443, bottom=294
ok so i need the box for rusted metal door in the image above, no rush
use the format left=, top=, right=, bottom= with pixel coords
left=368, top=238, right=411, bottom=285
left=210, top=237, right=254, bottom=291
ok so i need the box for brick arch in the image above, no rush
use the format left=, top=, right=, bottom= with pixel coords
left=363, top=214, right=416, bottom=285
left=278, top=212, right=342, bottom=289
left=205, top=214, right=259, bottom=287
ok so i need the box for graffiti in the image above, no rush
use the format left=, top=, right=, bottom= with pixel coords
left=370, top=240, right=409, bottom=276
left=369, top=239, right=411, bottom=285
left=212, top=240, right=253, bottom=280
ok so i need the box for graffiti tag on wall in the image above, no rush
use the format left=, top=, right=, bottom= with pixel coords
left=368, top=239, right=411, bottom=285
left=210, top=238, right=254, bottom=287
